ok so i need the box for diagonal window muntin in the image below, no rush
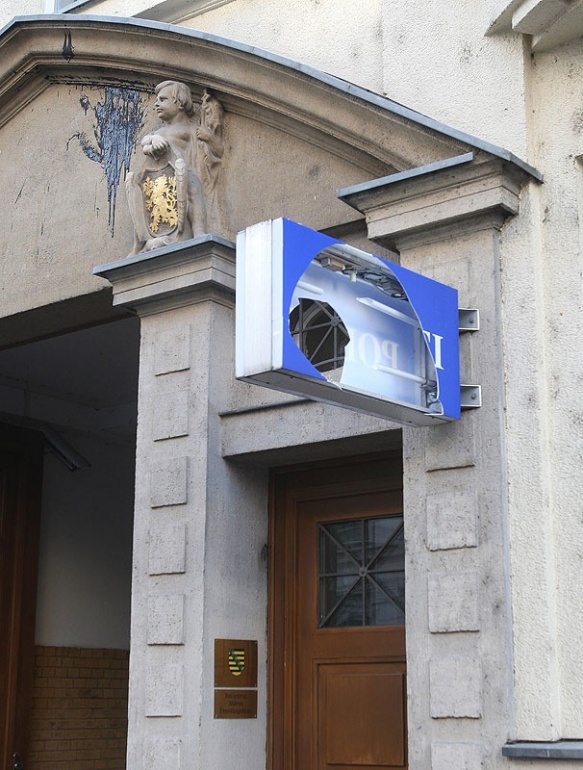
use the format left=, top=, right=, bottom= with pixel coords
left=318, top=515, right=405, bottom=628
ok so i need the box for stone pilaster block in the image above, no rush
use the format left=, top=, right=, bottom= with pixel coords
left=152, top=390, right=189, bottom=441
left=148, top=522, right=186, bottom=575
left=150, top=457, right=188, bottom=508
left=425, top=420, right=476, bottom=472
left=144, top=737, right=182, bottom=770
left=429, top=654, right=482, bottom=718
left=428, top=571, right=480, bottom=632
left=146, top=664, right=184, bottom=716
left=154, top=327, right=191, bottom=375
left=147, top=594, right=185, bottom=645
left=426, top=488, right=478, bottom=551
left=431, top=742, right=483, bottom=769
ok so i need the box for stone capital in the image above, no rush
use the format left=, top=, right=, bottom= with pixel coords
left=93, top=235, right=236, bottom=316
left=338, top=154, right=536, bottom=250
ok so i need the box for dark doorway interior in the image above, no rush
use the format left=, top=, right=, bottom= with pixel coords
left=0, top=316, right=140, bottom=770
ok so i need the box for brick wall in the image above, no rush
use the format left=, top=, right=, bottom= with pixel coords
left=28, top=646, right=129, bottom=770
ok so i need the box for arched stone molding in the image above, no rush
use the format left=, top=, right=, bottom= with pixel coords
left=0, top=15, right=538, bottom=177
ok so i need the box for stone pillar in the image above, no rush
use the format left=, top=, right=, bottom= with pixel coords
left=339, top=157, right=534, bottom=770
left=94, top=237, right=268, bottom=770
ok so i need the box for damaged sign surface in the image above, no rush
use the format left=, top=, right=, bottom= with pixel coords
left=236, top=219, right=460, bottom=425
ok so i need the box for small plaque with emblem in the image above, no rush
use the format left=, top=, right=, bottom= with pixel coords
left=214, top=639, right=258, bottom=689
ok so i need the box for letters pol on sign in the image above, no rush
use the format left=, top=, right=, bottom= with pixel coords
left=236, top=219, right=460, bottom=426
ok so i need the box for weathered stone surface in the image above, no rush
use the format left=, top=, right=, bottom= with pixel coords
left=150, top=457, right=189, bottom=508
left=154, top=327, right=192, bottom=375
left=145, top=664, right=184, bottom=716
left=426, top=488, right=478, bottom=551
left=144, top=737, right=182, bottom=770
left=148, top=522, right=186, bottom=575
left=431, top=741, right=483, bottom=769
left=430, top=653, right=482, bottom=718
left=424, top=418, right=477, bottom=472
left=147, top=594, right=185, bottom=645
left=152, top=390, right=189, bottom=441
left=428, top=571, right=480, bottom=633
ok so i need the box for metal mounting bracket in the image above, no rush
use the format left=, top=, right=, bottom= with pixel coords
left=459, top=308, right=480, bottom=332
left=458, top=309, right=481, bottom=412
left=460, top=385, right=482, bottom=410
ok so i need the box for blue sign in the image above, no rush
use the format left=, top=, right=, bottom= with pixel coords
left=236, top=218, right=460, bottom=425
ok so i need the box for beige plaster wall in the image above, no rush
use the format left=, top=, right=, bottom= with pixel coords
left=70, top=0, right=157, bottom=16
left=0, top=1, right=44, bottom=29
left=499, top=39, right=583, bottom=740
left=77, top=0, right=386, bottom=93
left=379, top=1, right=529, bottom=159
left=68, top=0, right=237, bottom=18
left=181, top=0, right=385, bottom=94
left=223, top=114, right=375, bottom=235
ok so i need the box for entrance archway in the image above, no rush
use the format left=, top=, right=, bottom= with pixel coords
left=0, top=317, right=139, bottom=770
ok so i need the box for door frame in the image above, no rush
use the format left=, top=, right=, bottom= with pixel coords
left=268, top=452, right=404, bottom=770
left=0, top=424, right=44, bottom=770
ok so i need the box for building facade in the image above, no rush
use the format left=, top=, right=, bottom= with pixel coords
left=0, top=2, right=582, bottom=769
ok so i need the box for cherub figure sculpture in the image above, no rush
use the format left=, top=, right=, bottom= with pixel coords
left=126, top=81, right=224, bottom=256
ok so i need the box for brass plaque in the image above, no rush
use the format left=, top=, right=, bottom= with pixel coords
left=214, top=639, right=258, bottom=688
left=214, top=689, right=257, bottom=719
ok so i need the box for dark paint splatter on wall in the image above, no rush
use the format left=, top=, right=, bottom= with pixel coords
left=71, top=87, right=145, bottom=236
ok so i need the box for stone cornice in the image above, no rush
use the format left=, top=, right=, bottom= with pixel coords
left=488, top=0, right=583, bottom=52
left=337, top=156, right=534, bottom=250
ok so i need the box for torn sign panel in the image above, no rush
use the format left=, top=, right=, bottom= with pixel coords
left=236, top=219, right=460, bottom=426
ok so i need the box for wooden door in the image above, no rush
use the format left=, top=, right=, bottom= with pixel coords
left=269, top=454, right=407, bottom=770
left=0, top=426, right=44, bottom=770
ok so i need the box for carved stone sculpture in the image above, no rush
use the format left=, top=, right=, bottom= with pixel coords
left=125, top=81, right=224, bottom=256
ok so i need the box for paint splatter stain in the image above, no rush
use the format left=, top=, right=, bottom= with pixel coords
left=70, top=87, right=145, bottom=236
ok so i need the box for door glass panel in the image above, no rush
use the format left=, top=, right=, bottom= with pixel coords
left=365, top=517, right=401, bottom=564
left=320, top=521, right=362, bottom=572
left=366, top=573, right=405, bottom=625
left=371, top=525, right=405, bottom=572
left=323, top=577, right=364, bottom=627
left=319, top=515, right=404, bottom=628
